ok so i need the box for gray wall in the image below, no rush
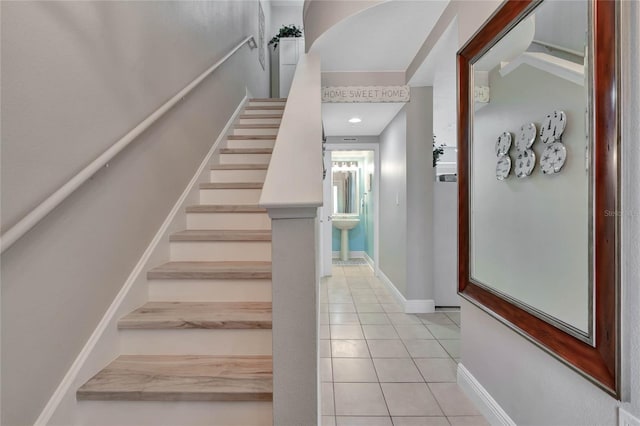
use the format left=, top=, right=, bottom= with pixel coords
left=0, top=2, right=270, bottom=425
left=379, top=87, right=434, bottom=301
left=460, top=1, right=640, bottom=424
left=406, top=87, right=434, bottom=300
left=379, top=109, right=408, bottom=295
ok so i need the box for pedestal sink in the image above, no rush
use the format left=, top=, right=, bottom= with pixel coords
left=332, top=216, right=360, bottom=261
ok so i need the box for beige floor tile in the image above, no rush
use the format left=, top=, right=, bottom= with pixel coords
left=428, top=383, right=480, bottom=416
left=321, top=325, right=331, bottom=339
left=320, top=303, right=329, bottom=313
left=330, top=294, right=354, bottom=303
left=329, top=303, right=357, bottom=313
left=392, top=417, right=450, bottom=426
left=321, top=357, right=333, bottom=382
left=414, top=358, right=457, bottom=382
left=351, top=288, right=376, bottom=297
left=354, top=294, right=380, bottom=304
left=395, top=325, right=435, bottom=340
left=356, top=303, right=385, bottom=313
left=363, top=324, right=400, bottom=339
left=387, top=313, right=423, bottom=325
left=332, top=339, right=370, bottom=358
left=403, top=340, right=450, bottom=358
left=336, top=416, right=392, bottom=426
left=331, top=325, right=365, bottom=340
left=367, top=340, right=410, bottom=358
left=444, top=311, right=461, bottom=325
left=343, top=267, right=363, bottom=276
left=334, top=383, right=389, bottom=416
left=426, top=324, right=460, bottom=340
left=416, top=313, right=455, bottom=326
left=322, top=416, right=337, bottom=426
left=381, top=303, right=404, bottom=313
left=333, top=358, right=378, bottom=382
left=320, top=339, right=332, bottom=358
left=381, top=383, right=443, bottom=416
left=447, top=416, right=490, bottom=426
left=322, top=382, right=335, bottom=415
left=377, top=295, right=398, bottom=304
left=320, top=311, right=330, bottom=325
left=439, top=340, right=461, bottom=358
left=359, top=313, right=391, bottom=325
left=348, top=281, right=373, bottom=289
left=373, top=358, right=423, bottom=382
left=330, top=313, right=361, bottom=325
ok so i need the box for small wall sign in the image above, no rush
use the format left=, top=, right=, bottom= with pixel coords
left=322, top=85, right=411, bottom=103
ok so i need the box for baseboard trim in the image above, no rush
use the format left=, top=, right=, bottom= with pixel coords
left=332, top=250, right=366, bottom=259
left=34, top=96, right=249, bottom=426
left=457, top=363, right=515, bottom=426
left=377, top=269, right=435, bottom=314
left=363, top=252, right=375, bottom=271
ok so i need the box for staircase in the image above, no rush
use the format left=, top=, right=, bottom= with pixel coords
left=76, top=98, right=286, bottom=426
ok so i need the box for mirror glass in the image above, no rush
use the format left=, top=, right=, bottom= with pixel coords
left=469, top=0, right=591, bottom=339
left=332, top=162, right=359, bottom=215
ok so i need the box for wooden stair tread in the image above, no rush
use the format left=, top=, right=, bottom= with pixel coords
left=118, top=302, right=272, bottom=330
left=77, top=355, right=272, bottom=401
left=249, top=98, right=286, bottom=102
left=245, top=105, right=285, bottom=110
left=239, top=114, right=283, bottom=119
left=227, top=135, right=276, bottom=140
left=186, top=204, right=267, bottom=213
left=211, top=164, right=268, bottom=170
left=148, top=261, right=271, bottom=280
left=234, top=124, right=280, bottom=129
left=170, top=229, right=271, bottom=241
left=220, top=148, right=273, bottom=154
left=199, top=182, right=263, bottom=189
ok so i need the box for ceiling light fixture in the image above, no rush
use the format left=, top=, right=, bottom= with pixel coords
left=348, top=117, right=362, bottom=124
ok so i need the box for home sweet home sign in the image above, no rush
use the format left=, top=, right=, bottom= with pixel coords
left=322, top=86, right=410, bottom=103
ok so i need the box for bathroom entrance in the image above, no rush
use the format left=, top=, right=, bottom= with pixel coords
left=320, top=147, right=379, bottom=277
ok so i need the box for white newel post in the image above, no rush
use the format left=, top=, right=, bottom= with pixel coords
left=268, top=208, right=318, bottom=426
left=259, top=52, right=323, bottom=425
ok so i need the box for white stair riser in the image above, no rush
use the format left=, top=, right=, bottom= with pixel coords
left=239, top=118, right=281, bottom=125
left=199, top=188, right=261, bottom=204
left=226, top=139, right=275, bottom=149
left=187, top=212, right=271, bottom=230
left=233, top=128, right=278, bottom=136
left=210, top=169, right=268, bottom=182
left=218, top=154, right=271, bottom=164
left=77, top=401, right=272, bottom=426
left=244, top=109, right=284, bottom=115
left=120, top=329, right=272, bottom=356
left=148, top=279, right=272, bottom=302
left=248, top=101, right=285, bottom=107
left=170, top=241, right=271, bottom=261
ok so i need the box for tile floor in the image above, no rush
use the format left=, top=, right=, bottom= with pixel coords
left=320, top=265, right=489, bottom=426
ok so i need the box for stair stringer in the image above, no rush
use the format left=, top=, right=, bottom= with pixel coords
left=34, top=96, right=249, bottom=426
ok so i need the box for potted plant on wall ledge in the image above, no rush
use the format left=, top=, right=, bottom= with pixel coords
left=268, top=24, right=303, bottom=50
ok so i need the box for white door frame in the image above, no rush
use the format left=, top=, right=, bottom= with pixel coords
left=322, top=143, right=380, bottom=276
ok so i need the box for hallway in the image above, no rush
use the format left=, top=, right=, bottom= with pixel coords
left=320, top=264, right=488, bottom=426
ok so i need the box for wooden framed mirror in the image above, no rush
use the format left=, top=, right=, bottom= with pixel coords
left=457, top=0, right=619, bottom=396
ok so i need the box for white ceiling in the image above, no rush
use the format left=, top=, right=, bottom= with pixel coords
left=322, top=103, right=405, bottom=136
left=310, top=0, right=449, bottom=72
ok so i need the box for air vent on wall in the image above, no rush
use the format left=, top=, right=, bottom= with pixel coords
left=343, top=138, right=357, bottom=141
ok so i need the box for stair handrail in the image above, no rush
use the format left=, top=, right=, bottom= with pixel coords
left=1, top=36, right=256, bottom=253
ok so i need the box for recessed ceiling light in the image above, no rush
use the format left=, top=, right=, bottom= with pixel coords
left=348, top=117, right=362, bottom=124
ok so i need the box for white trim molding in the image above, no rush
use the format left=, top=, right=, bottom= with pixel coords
left=457, top=363, right=516, bottom=426
left=34, top=96, right=249, bottom=426
left=378, top=269, right=435, bottom=314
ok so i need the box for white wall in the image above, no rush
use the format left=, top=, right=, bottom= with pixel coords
left=460, top=1, right=640, bottom=424
left=406, top=87, right=434, bottom=301
left=270, top=4, right=303, bottom=38
left=433, top=182, right=459, bottom=307
left=379, top=87, right=434, bottom=303
left=0, top=2, right=270, bottom=425
left=379, top=110, right=408, bottom=295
